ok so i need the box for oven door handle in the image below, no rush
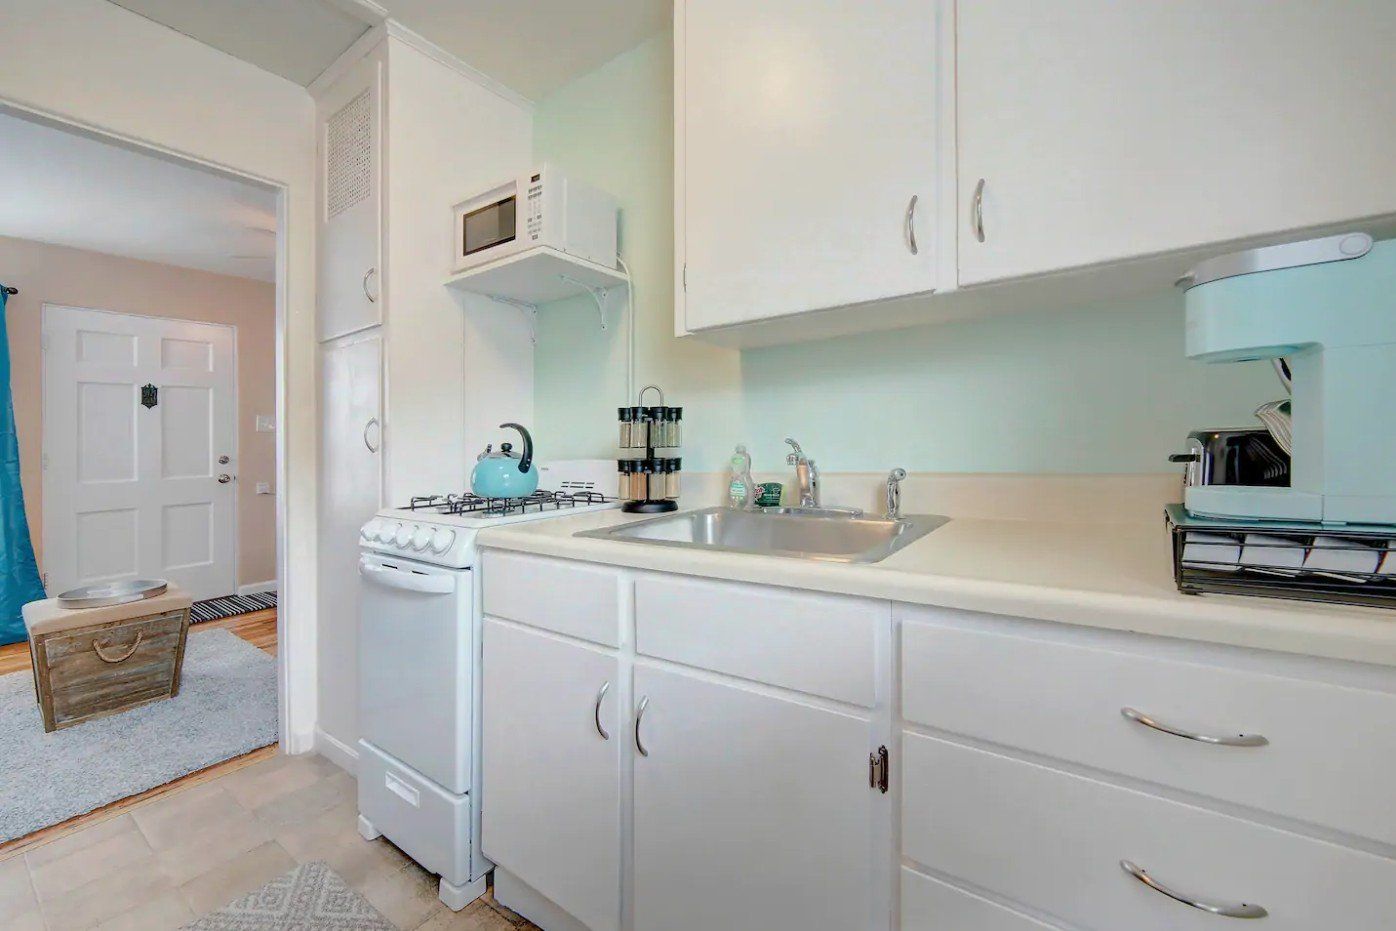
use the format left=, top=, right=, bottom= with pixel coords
left=358, top=557, right=456, bottom=594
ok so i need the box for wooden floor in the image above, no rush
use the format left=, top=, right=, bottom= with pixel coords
left=0, top=608, right=279, bottom=861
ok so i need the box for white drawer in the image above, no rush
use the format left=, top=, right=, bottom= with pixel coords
left=902, top=867, right=1058, bottom=930
left=900, top=613, right=1396, bottom=846
left=482, top=551, right=620, bottom=647
left=635, top=574, right=880, bottom=706
left=357, top=739, right=473, bottom=885
left=902, top=734, right=1396, bottom=931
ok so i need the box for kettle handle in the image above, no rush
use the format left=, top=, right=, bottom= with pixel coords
left=500, top=423, right=533, bottom=474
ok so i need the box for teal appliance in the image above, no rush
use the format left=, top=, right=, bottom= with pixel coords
left=470, top=423, right=538, bottom=498
left=1180, top=232, right=1396, bottom=524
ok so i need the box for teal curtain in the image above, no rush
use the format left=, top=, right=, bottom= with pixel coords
left=0, top=287, right=45, bottom=644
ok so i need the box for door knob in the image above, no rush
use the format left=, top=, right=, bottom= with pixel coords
left=218, top=474, right=233, bottom=484
left=218, top=455, right=230, bottom=465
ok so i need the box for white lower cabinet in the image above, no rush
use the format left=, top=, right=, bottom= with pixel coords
left=632, top=664, right=875, bottom=931
left=901, top=868, right=1054, bottom=931
left=481, top=619, right=622, bottom=931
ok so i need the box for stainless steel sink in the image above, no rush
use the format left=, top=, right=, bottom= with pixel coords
left=577, top=507, right=948, bottom=564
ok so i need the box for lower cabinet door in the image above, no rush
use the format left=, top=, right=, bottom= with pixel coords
left=632, top=664, right=875, bottom=931
left=482, top=620, right=622, bottom=931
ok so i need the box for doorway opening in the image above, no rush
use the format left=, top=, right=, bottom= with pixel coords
left=0, top=104, right=288, bottom=853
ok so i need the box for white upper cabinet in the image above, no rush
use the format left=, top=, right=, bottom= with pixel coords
left=317, top=52, right=382, bottom=341
left=956, top=1, right=1396, bottom=285
left=676, top=0, right=944, bottom=331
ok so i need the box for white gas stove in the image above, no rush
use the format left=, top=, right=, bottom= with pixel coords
left=355, top=460, right=616, bottom=910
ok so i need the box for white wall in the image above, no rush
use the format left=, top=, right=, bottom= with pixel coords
left=382, top=36, right=535, bottom=504
left=0, top=0, right=319, bottom=748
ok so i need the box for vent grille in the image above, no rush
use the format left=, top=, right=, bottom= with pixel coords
left=326, top=90, right=372, bottom=219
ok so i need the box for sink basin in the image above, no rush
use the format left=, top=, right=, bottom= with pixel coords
left=577, top=506, right=948, bottom=564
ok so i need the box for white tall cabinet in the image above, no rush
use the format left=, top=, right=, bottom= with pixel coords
left=675, top=0, right=946, bottom=331
left=313, top=31, right=533, bottom=760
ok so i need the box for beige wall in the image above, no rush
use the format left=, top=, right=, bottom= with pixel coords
left=1, top=235, right=277, bottom=588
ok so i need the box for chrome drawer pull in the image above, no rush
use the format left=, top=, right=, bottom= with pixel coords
left=971, top=178, right=986, bottom=242
left=93, top=633, right=143, bottom=664
left=594, top=681, right=611, bottom=740
left=1121, top=860, right=1267, bottom=919
left=1121, top=707, right=1268, bottom=747
left=634, top=695, right=650, bottom=757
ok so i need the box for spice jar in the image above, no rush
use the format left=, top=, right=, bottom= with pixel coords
left=618, top=407, right=633, bottom=448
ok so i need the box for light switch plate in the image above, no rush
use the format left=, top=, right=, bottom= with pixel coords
left=255, top=415, right=275, bottom=433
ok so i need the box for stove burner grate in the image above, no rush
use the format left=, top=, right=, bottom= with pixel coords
left=405, top=489, right=614, bottom=518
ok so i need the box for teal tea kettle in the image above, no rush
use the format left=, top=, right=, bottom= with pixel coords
left=470, top=423, right=538, bottom=498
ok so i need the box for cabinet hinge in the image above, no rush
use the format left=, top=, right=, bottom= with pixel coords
left=869, top=745, right=889, bottom=794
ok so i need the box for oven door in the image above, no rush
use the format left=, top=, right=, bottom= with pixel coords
left=358, top=552, right=473, bottom=793
left=453, top=176, right=526, bottom=273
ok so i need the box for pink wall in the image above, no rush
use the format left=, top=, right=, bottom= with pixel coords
left=0, top=235, right=277, bottom=589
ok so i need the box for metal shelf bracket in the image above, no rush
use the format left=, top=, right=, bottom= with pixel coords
left=558, top=274, right=613, bottom=330
left=487, top=294, right=539, bottom=345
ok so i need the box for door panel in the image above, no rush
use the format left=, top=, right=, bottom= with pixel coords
left=956, top=1, right=1396, bottom=284
left=679, top=0, right=941, bottom=329
left=43, top=305, right=237, bottom=599
left=632, top=664, right=874, bottom=931
left=482, top=620, right=622, bottom=931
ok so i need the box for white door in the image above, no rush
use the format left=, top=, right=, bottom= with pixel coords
left=42, top=305, right=236, bottom=599
left=317, top=51, right=382, bottom=341
left=482, top=620, right=622, bottom=931
left=632, top=663, right=875, bottom=931
left=316, top=330, right=381, bottom=746
left=678, top=0, right=942, bottom=330
left=956, top=1, right=1396, bottom=285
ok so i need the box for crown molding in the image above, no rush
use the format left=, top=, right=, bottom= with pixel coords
left=383, top=20, right=534, bottom=111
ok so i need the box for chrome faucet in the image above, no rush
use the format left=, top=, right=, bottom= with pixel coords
left=785, top=437, right=820, bottom=508
left=885, top=468, right=907, bottom=519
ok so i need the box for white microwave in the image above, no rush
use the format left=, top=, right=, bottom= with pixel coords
left=451, top=166, right=618, bottom=274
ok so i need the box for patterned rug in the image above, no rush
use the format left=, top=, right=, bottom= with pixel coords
left=184, top=861, right=394, bottom=930
left=191, top=591, right=277, bottom=624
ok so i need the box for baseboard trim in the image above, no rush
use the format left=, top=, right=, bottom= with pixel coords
left=314, top=726, right=360, bottom=774
left=237, top=580, right=278, bottom=596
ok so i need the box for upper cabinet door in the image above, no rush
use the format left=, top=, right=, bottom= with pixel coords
left=317, top=53, right=383, bottom=341
left=677, top=0, right=943, bottom=331
left=956, top=2, right=1396, bottom=286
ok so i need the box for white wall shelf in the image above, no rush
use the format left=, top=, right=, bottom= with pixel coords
left=444, top=246, right=628, bottom=306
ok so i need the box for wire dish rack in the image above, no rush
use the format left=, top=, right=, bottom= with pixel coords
left=1166, top=504, right=1396, bottom=609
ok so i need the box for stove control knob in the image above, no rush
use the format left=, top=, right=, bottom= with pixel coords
left=376, top=522, right=399, bottom=544
left=430, top=529, right=456, bottom=554
left=360, top=519, right=379, bottom=541
left=411, top=526, right=434, bottom=551
left=395, top=524, right=415, bottom=547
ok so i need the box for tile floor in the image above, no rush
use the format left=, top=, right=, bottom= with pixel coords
left=0, top=752, right=539, bottom=930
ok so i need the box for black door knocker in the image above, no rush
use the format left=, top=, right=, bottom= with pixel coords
left=140, top=384, right=158, bottom=409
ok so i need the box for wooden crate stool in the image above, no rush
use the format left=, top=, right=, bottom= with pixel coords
left=23, top=585, right=193, bottom=732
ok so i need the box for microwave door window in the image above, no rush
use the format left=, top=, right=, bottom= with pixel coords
left=464, top=196, right=517, bottom=256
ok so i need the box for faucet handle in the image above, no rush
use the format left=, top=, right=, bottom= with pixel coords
left=885, top=468, right=907, bottom=519
left=784, top=437, right=806, bottom=464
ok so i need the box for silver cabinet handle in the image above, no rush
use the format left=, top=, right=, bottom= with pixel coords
left=1121, top=707, right=1268, bottom=747
left=904, top=194, right=919, bottom=255
left=363, top=267, right=378, bottom=303
left=971, top=178, right=986, bottom=243
left=363, top=417, right=380, bottom=453
left=593, top=681, right=611, bottom=740
left=1120, top=861, right=1267, bottom=919
left=634, top=695, right=649, bottom=757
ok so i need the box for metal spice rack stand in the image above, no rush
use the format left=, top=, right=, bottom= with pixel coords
left=618, top=384, right=682, bottom=514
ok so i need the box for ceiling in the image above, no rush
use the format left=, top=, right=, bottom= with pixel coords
left=104, top=0, right=669, bottom=100
left=0, top=112, right=278, bottom=281
left=375, top=0, right=670, bottom=100
left=109, top=0, right=373, bottom=86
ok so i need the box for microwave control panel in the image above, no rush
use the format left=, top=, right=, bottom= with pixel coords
left=526, top=175, right=543, bottom=243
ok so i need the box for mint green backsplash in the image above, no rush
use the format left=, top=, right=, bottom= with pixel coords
left=531, top=33, right=1278, bottom=474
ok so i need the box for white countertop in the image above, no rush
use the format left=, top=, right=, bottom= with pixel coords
left=476, top=508, right=1396, bottom=668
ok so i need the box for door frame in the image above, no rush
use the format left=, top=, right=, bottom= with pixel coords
left=39, top=304, right=241, bottom=599
left=0, top=97, right=302, bottom=754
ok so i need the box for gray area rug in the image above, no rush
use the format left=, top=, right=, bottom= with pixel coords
left=184, top=861, right=394, bottom=931
left=0, top=628, right=277, bottom=843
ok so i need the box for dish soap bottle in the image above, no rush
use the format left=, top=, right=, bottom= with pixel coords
left=727, top=445, right=755, bottom=510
